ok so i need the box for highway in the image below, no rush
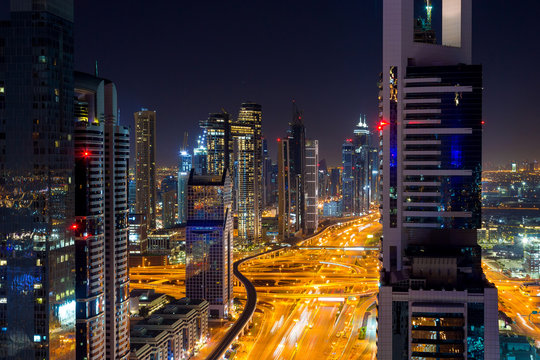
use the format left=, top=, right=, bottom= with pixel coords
left=234, top=214, right=381, bottom=360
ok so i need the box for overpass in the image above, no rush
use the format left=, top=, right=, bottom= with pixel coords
left=206, top=247, right=283, bottom=360
left=297, top=246, right=379, bottom=251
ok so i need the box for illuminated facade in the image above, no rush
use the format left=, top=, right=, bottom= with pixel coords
left=278, top=138, right=293, bottom=239
left=177, top=150, right=192, bottom=224
left=352, top=117, right=378, bottom=215
left=135, top=109, right=157, bottom=229
left=161, top=176, right=177, bottom=229
left=74, top=72, right=130, bottom=360
left=304, top=139, right=319, bottom=234
left=185, top=171, right=233, bottom=318
left=377, top=1, right=499, bottom=359
left=200, top=112, right=232, bottom=176
left=0, top=2, right=76, bottom=359
left=128, top=213, right=148, bottom=255
left=341, top=140, right=354, bottom=216
left=232, top=103, right=263, bottom=247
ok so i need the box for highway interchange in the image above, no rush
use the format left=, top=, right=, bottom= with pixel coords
left=130, top=212, right=540, bottom=358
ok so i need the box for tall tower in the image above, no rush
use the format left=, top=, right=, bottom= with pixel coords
left=134, top=109, right=157, bottom=229
left=289, top=101, right=306, bottom=231
left=341, top=140, right=355, bottom=216
left=232, top=103, right=263, bottom=247
left=74, top=72, right=131, bottom=360
left=278, top=138, right=292, bottom=239
left=185, top=170, right=233, bottom=318
left=377, top=1, right=499, bottom=359
left=0, top=2, right=76, bottom=359
left=177, top=150, right=192, bottom=224
left=200, top=112, right=233, bottom=176
left=304, top=139, right=319, bottom=234
left=161, top=176, right=177, bottom=228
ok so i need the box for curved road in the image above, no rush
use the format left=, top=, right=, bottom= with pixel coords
left=206, top=247, right=283, bottom=360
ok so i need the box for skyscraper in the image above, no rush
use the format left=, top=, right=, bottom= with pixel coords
left=232, top=103, right=263, bottom=247
left=353, top=116, right=378, bottom=215
left=304, top=139, right=319, bottom=234
left=341, top=140, right=354, bottom=216
left=278, top=138, right=293, bottom=239
left=192, top=133, right=208, bottom=176
left=74, top=71, right=131, bottom=360
left=200, top=112, right=232, bottom=176
left=377, top=1, right=499, bottom=358
left=177, top=150, right=192, bottom=224
left=0, top=2, right=76, bottom=358
left=161, top=176, right=177, bottom=229
left=135, top=109, right=157, bottom=229
left=289, top=102, right=306, bottom=231
left=185, top=170, right=233, bottom=318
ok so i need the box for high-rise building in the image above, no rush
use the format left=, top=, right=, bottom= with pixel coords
left=289, top=102, right=306, bottom=231
left=192, top=134, right=208, bottom=175
left=128, top=213, right=148, bottom=256
left=161, top=176, right=177, bottom=229
left=74, top=72, right=131, bottom=360
left=0, top=2, right=76, bottom=358
left=262, top=138, right=275, bottom=207
left=185, top=171, right=233, bottom=318
left=304, top=140, right=319, bottom=234
left=377, top=1, right=499, bottom=359
left=200, top=112, right=232, bottom=176
left=232, top=103, right=263, bottom=247
left=177, top=150, right=192, bottom=224
left=352, top=116, right=378, bottom=215
left=278, top=138, right=293, bottom=239
left=341, top=140, right=354, bottom=216
left=135, top=109, right=157, bottom=229
left=329, top=167, right=342, bottom=197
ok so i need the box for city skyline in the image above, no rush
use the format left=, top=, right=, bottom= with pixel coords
left=28, top=0, right=539, bottom=167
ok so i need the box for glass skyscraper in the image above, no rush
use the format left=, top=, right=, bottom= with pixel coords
left=135, top=109, right=157, bottom=229
left=341, top=140, right=355, bottom=216
left=377, top=1, right=499, bottom=358
left=0, top=1, right=76, bottom=358
left=185, top=171, right=233, bottom=318
left=178, top=150, right=192, bottom=224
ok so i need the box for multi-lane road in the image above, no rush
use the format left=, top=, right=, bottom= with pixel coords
left=234, top=215, right=381, bottom=360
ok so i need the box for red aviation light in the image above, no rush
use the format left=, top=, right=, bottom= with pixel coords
left=70, top=223, right=79, bottom=231
left=481, top=121, right=485, bottom=125
left=277, top=138, right=281, bottom=142
left=377, top=120, right=389, bottom=131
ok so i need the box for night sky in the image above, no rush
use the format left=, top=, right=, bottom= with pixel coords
left=4, top=1, right=540, bottom=167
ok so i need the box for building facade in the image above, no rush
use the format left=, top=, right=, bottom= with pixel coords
left=304, top=139, right=319, bottom=234
left=278, top=138, right=293, bottom=239
left=377, top=1, right=499, bottom=359
left=178, top=150, right=192, bottom=224
left=0, top=2, right=76, bottom=358
left=161, top=176, right=177, bottom=229
left=135, top=109, right=157, bottom=229
left=232, top=103, right=263, bottom=247
left=185, top=171, right=233, bottom=318
left=341, top=140, right=355, bottom=216
left=74, top=72, right=131, bottom=360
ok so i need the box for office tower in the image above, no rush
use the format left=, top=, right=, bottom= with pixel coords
left=0, top=2, right=75, bottom=359
left=74, top=72, right=131, bottom=360
left=192, top=134, right=208, bottom=175
left=128, top=178, right=137, bottom=213
left=232, top=103, right=263, bottom=247
left=289, top=101, right=306, bottom=231
left=329, top=167, right=342, bottom=197
left=377, top=1, right=499, bottom=359
left=135, top=109, right=157, bottom=229
left=353, top=116, right=378, bottom=215
left=318, top=159, right=330, bottom=200
left=341, top=140, right=354, bottom=216
left=200, top=112, right=232, bottom=176
left=185, top=170, right=233, bottom=318
left=262, top=138, right=274, bottom=207
left=278, top=138, right=293, bottom=239
left=128, top=213, right=148, bottom=255
left=177, top=150, right=192, bottom=224
left=161, top=176, right=177, bottom=228
left=524, top=239, right=540, bottom=278
left=304, top=140, right=319, bottom=234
